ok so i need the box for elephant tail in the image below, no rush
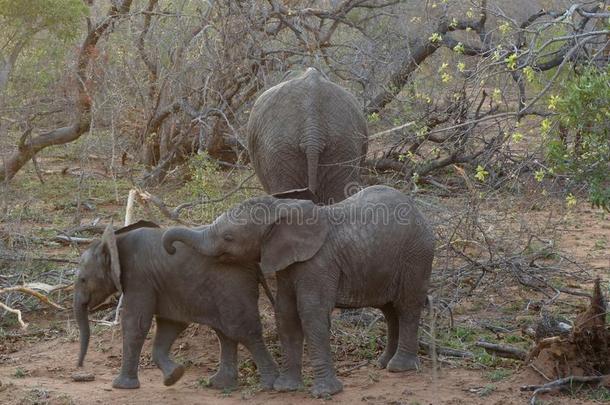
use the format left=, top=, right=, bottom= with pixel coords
left=305, top=145, right=320, bottom=197
left=256, top=264, right=276, bottom=308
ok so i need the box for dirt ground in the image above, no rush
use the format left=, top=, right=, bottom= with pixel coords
left=0, top=320, right=585, bottom=405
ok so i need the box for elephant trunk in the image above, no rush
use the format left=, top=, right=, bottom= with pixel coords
left=74, top=295, right=90, bottom=367
left=163, top=226, right=210, bottom=255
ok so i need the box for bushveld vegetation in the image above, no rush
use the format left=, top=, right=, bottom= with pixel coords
left=0, top=1, right=608, bottom=404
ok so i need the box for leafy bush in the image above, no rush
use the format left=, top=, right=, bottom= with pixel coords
left=546, top=66, right=610, bottom=210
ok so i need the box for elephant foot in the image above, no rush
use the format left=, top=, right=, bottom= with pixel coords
left=387, top=353, right=420, bottom=372
left=273, top=373, right=303, bottom=392
left=112, top=375, right=140, bottom=389
left=163, top=363, right=185, bottom=386
left=311, top=376, right=343, bottom=398
left=260, top=369, right=279, bottom=390
left=209, top=370, right=237, bottom=389
left=376, top=351, right=393, bottom=369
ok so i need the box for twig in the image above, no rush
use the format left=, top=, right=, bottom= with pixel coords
left=369, top=121, right=415, bottom=140
left=529, top=363, right=552, bottom=382
left=476, top=341, right=527, bottom=360
left=337, top=360, right=369, bottom=376
left=135, top=172, right=256, bottom=224
left=172, top=172, right=256, bottom=216
left=521, top=375, right=610, bottom=405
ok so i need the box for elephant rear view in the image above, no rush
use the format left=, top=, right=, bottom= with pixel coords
left=247, top=67, right=368, bottom=204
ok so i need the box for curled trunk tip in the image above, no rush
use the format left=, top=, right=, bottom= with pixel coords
left=162, top=227, right=202, bottom=255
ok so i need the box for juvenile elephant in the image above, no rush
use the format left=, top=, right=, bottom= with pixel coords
left=247, top=67, right=368, bottom=204
left=74, top=221, right=278, bottom=390
left=162, top=185, right=435, bottom=397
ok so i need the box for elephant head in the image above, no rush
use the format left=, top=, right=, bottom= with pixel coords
left=74, top=222, right=122, bottom=367
left=163, top=193, right=329, bottom=274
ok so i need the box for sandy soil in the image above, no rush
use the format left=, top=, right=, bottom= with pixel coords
left=1, top=303, right=607, bottom=405
left=0, top=322, right=555, bottom=405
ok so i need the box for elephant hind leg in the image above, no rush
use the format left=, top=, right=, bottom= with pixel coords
left=240, top=335, right=279, bottom=390
left=152, top=317, right=188, bottom=386
left=387, top=294, right=426, bottom=372
left=273, top=277, right=305, bottom=392
left=209, top=329, right=239, bottom=389
left=377, top=303, right=399, bottom=369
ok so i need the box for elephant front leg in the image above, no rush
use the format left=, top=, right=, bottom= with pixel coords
left=112, top=303, right=153, bottom=389
left=299, top=305, right=343, bottom=397
left=209, top=330, right=238, bottom=389
left=273, top=283, right=304, bottom=392
left=152, top=317, right=188, bottom=386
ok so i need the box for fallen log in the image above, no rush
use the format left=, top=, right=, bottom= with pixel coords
left=419, top=340, right=474, bottom=358
left=476, top=341, right=528, bottom=360
left=53, top=235, right=94, bottom=245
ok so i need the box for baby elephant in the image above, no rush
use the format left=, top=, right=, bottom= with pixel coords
left=74, top=221, right=278, bottom=390
left=163, top=185, right=435, bottom=397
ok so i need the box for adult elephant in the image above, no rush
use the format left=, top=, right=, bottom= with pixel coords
left=247, top=67, right=368, bottom=204
left=74, top=220, right=278, bottom=390
left=162, top=186, right=435, bottom=397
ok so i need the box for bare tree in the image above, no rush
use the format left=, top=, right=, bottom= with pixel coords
left=0, top=0, right=133, bottom=182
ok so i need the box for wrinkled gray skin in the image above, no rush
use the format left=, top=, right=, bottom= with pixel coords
left=74, top=221, right=278, bottom=390
left=162, top=185, right=434, bottom=397
left=247, top=67, right=368, bottom=204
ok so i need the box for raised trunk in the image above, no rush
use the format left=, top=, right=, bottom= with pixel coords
left=162, top=226, right=209, bottom=255
left=74, top=298, right=90, bottom=367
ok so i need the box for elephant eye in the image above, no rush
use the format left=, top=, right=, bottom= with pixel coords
left=223, top=234, right=234, bottom=242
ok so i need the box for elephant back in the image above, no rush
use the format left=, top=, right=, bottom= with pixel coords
left=247, top=68, right=368, bottom=204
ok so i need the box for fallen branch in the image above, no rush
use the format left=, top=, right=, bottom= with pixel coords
left=0, top=301, right=26, bottom=328
left=0, top=286, right=66, bottom=310
left=520, top=375, right=610, bottom=405
left=0, top=284, right=67, bottom=329
left=419, top=340, right=474, bottom=358
left=63, top=224, right=107, bottom=235
left=476, top=341, right=527, bottom=360
left=0, top=253, right=78, bottom=264
left=53, top=235, right=94, bottom=245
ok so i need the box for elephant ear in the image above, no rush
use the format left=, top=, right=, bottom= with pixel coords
left=272, top=187, right=316, bottom=201
left=101, top=221, right=122, bottom=293
left=260, top=200, right=328, bottom=274
left=115, top=220, right=159, bottom=235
